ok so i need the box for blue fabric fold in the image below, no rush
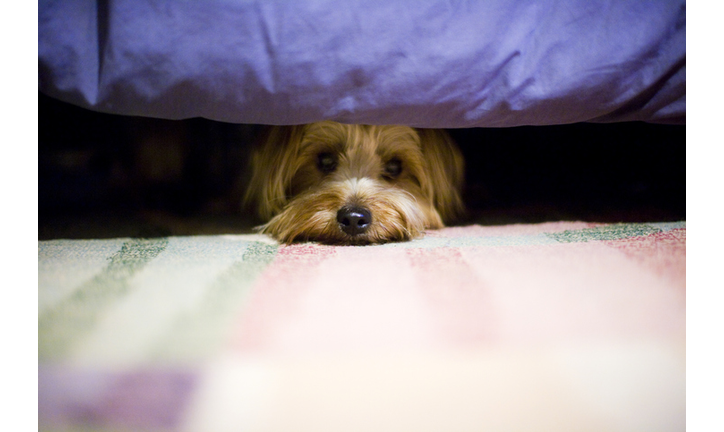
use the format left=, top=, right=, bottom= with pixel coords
left=39, top=0, right=685, bottom=127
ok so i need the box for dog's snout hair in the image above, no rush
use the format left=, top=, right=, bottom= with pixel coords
left=244, top=121, right=464, bottom=245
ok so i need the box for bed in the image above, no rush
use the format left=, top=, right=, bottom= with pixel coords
left=39, top=0, right=685, bottom=127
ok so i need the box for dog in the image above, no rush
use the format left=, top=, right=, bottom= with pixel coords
left=244, top=121, right=464, bottom=245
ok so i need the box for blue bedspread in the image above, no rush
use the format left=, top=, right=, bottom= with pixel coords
left=39, top=0, right=685, bottom=127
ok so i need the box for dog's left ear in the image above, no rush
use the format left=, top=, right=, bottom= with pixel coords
left=416, top=129, right=465, bottom=222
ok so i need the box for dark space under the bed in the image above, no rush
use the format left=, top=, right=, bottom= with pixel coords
left=38, top=93, right=685, bottom=240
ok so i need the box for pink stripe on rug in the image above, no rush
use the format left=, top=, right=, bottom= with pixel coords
left=604, top=228, right=686, bottom=289
left=406, top=247, right=496, bottom=348
left=461, top=241, right=685, bottom=346
left=232, top=244, right=337, bottom=354
left=232, top=245, right=439, bottom=356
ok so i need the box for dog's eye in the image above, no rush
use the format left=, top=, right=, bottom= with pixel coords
left=383, top=158, right=403, bottom=179
left=317, top=152, right=338, bottom=174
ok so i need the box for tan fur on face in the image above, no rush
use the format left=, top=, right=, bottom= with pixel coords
left=244, top=121, right=464, bottom=245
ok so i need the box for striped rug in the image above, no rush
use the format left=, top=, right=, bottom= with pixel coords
left=39, top=221, right=685, bottom=432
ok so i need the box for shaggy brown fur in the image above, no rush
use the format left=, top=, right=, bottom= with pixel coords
left=244, top=121, right=464, bottom=245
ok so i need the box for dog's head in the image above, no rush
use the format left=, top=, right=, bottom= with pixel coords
left=244, top=121, right=464, bottom=245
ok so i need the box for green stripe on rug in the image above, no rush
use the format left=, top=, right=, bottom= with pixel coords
left=39, top=238, right=169, bottom=361
left=545, top=223, right=662, bottom=243
left=149, top=241, right=277, bottom=364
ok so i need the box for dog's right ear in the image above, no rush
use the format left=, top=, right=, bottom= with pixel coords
left=243, top=125, right=306, bottom=220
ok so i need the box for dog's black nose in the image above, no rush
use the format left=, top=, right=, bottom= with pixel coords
left=337, top=206, right=372, bottom=236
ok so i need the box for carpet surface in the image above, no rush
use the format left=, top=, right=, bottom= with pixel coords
left=38, top=221, right=686, bottom=432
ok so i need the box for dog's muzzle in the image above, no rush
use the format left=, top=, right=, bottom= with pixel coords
left=336, top=206, right=372, bottom=236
